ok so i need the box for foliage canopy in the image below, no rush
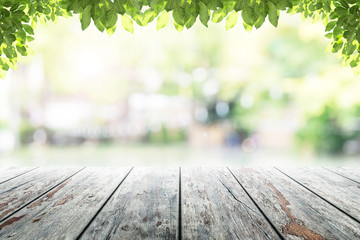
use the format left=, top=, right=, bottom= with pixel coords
left=0, top=0, right=360, bottom=78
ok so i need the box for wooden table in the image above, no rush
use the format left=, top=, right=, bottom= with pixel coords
left=0, top=167, right=359, bottom=239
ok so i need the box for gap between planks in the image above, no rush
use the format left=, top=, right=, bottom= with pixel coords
left=2, top=167, right=359, bottom=239
left=226, top=167, right=285, bottom=240
left=80, top=167, right=284, bottom=240
left=0, top=167, right=38, bottom=185
left=75, top=167, right=134, bottom=239
left=178, top=167, right=182, bottom=240
left=322, top=167, right=360, bottom=185
left=229, top=167, right=360, bottom=239
left=275, top=167, right=360, bottom=224
left=0, top=167, right=85, bottom=224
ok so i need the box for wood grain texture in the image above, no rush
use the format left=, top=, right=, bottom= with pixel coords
left=0, top=167, right=81, bottom=221
left=0, top=167, right=37, bottom=184
left=80, top=168, right=179, bottom=240
left=324, top=167, right=360, bottom=184
left=181, top=167, right=280, bottom=240
left=0, top=167, right=131, bottom=240
left=229, top=167, right=360, bottom=240
left=277, top=167, right=360, bottom=221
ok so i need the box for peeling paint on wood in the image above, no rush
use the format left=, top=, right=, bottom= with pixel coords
left=0, top=168, right=81, bottom=221
left=0, top=167, right=359, bottom=240
left=80, top=168, right=179, bottom=240
left=0, top=167, right=37, bottom=184
left=0, top=214, right=26, bottom=230
left=230, top=167, right=360, bottom=239
left=27, top=179, right=72, bottom=209
left=278, top=167, right=360, bottom=221
left=0, top=168, right=131, bottom=240
left=266, top=182, right=323, bottom=240
left=182, top=168, right=280, bottom=240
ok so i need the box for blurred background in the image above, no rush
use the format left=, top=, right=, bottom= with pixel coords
left=1, top=13, right=360, bottom=167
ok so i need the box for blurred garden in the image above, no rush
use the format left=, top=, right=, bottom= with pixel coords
left=0, top=13, right=360, bottom=166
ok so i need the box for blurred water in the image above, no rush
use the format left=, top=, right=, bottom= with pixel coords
left=0, top=144, right=358, bottom=167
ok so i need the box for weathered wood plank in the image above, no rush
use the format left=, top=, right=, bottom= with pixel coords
left=181, top=168, right=281, bottom=240
left=324, top=167, right=360, bottom=184
left=229, top=167, right=360, bottom=239
left=80, top=168, right=179, bottom=240
left=277, top=167, right=360, bottom=221
left=0, top=167, right=132, bottom=240
left=0, top=167, right=82, bottom=221
left=0, top=167, right=37, bottom=184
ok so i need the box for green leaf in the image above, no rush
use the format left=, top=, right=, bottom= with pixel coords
left=339, top=0, right=349, bottom=8
left=334, top=7, right=348, bottom=16
left=268, top=2, right=279, bottom=27
left=234, top=0, right=245, bottom=11
left=143, top=9, right=156, bottom=24
left=225, top=11, right=238, bottom=30
left=70, top=0, right=82, bottom=13
left=121, top=15, right=134, bottom=33
left=165, top=0, right=176, bottom=11
left=129, top=0, right=142, bottom=11
left=185, top=2, right=198, bottom=29
left=332, top=42, right=344, bottom=52
left=80, top=5, right=92, bottom=30
left=325, top=21, right=336, bottom=32
left=325, top=33, right=333, bottom=39
left=106, top=24, right=117, bottom=36
left=94, top=17, right=106, bottom=32
left=157, top=11, right=169, bottom=30
left=17, top=29, right=26, bottom=40
left=242, top=6, right=254, bottom=26
left=3, top=46, right=15, bottom=59
left=199, top=2, right=210, bottom=27
left=31, top=19, right=37, bottom=29
left=344, top=30, right=355, bottom=41
left=185, top=15, right=197, bottom=29
left=0, top=57, right=10, bottom=71
left=344, top=43, right=356, bottom=55
left=16, top=44, right=27, bottom=56
left=134, top=14, right=146, bottom=26
left=105, top=8, right=118, bottom=29
left=350, top=59, right=358, bottom=68
left=333, top=26, right=342, bottom=37
left=276, top=0, right=291, bottom=10
left=0, top=68, right=7, bottom=79
left=114, top=0, right=126, bottom=14
left=356, top=28, right=360, bottom=42
left=206, top=0, right=219, bottom=10
left=173, top=4, right=185, bottom=25
left=212, top=9, right=226, bottom=23
left=243, top=22, right=253, bottom=32
left=254, top=14, right=266, bottom=29
left=174, top=21, right=184, bottom=32
left=23, top=24, right=34, bottom=35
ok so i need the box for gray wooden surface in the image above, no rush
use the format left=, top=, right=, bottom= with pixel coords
left=0, top=167, right=131, bottom=240
left=0, top=167, right=37, bottom=184
left=230, top=168, right=360, bottom=239
left=324, top=167, right=360, bottom=184
left=0, top=167, right=359, bottom=240
left=80, top=168, right=179, bottom=240
left=0, top=167, right=82, bottom=221
left=181, top=168, right=280, bottom=240
left=277, top=167, right=360, bottom=221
